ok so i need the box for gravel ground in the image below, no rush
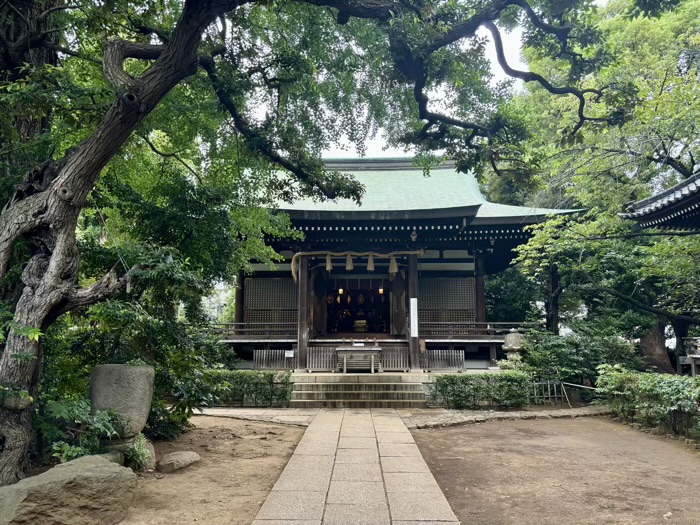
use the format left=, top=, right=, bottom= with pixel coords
left=413, top=417, right=700, bottom=525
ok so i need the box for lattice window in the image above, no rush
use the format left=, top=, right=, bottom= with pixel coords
left=244, top=278, right=297, bottom=309
left=418, top=278, right=475, bottom=310
left=244, top=278, right=298, bottom=325
left=418, top=309, right=475, bottom=324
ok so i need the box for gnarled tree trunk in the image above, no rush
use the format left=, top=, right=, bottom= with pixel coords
left=640, top=317, right=675, bottom=374
left=0, top=0, right=245, bottom=485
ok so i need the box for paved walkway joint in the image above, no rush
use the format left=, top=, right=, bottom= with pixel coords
left=252, top=408, right=459, bottom=525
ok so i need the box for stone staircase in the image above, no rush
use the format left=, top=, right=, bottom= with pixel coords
left=289, top=373, right=428, bottom=408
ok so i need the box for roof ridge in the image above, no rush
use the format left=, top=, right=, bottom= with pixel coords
left=628, top=172, right=700, bottom=211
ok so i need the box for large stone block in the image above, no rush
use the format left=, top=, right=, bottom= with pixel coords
left=157, top=451, right=201, bottom=473
left=0, top=455, right=137, bottom=525
left=90, top=364, right=155, bottom=438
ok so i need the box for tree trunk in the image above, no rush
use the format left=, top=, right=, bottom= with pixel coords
left=0, top=0, right=240, bottom=485
left=640, top=317, right=675, bottom=374
left=545, top=265, right=561, bottom=335
left=670, top=319, right=689, bottom=374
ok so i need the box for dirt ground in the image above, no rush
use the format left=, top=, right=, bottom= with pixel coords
left=121, top=416, right=304, bottom=525
left=413, top=417, right=700, bottom=525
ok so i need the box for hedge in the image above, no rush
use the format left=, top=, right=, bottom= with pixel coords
left=597, top=365, right=700, bottom=436
left=431, top=371, right=530, bottom=409
left=206, top=369, right=292, bottom=407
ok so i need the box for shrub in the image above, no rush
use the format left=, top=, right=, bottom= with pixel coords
left=431, top=371, right=530, bottom=409
left=123, top=433, right=153, bottom=471
left=597, top=365, right=700, bottom=435
left=34, top=398, right=125, bottom=463
left=206, top=369, right=292, bottom=407
left=522, top=328, right=642, bottom=383
left=144, top=399, right=193, bottom=441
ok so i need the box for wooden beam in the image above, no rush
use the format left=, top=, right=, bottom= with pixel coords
left=475, top=255, right=486, bottom=324
left=408, top=254, right=421, bottom=372
left=233, top=271, right=245, bottom=334
left=296, top=255, right=309, bottom=371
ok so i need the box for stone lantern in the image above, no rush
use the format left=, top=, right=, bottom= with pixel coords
left=502, top=328, right=525, bottom=356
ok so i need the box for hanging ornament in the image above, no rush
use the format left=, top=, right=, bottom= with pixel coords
left=367, top=254, right=375, bottom=272
left=326, top=254, right=333, bottom=272
left=389, top=255, right=398, bottom=280
left=346, top=254, right=354, bottom=271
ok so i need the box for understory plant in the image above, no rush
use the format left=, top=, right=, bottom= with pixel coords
left=123, top=433, right=153, bottom=471
left=517, top=327, right=642, bottom=384
left=431, top=371, right=530, bottom=409
left=39, top=302, right=229, bottom=444
left=597, top=365, right=700, bottom=436
left=206, top=369, right=292, bottom=407
left=33, top=398, right=125, bottom=463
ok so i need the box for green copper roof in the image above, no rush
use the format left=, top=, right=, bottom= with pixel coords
left=278, top=159, right=577, bottom=224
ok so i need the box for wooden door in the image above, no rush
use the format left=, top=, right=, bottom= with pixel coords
left=311, top=270, right=327, bottom=336
left=390, top=271, right=406, bottom=335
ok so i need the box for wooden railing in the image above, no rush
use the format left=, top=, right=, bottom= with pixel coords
left=209, top=322, right=297, bottom=338
left=382, top=346, right=410, bottom=372
left=306, top=345, right=410, bottom=372
left=308, top=346, right=337, bottom=372
left=254, top=349, right=296, bottom=369
left=421, top=349, right=463, bottom=371
left=419, top=321, right=538, bottom=338
left=206, top=321, right=540, bottom=341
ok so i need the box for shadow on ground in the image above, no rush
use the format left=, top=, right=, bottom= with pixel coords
left=413, top=417, right=700, bottom=525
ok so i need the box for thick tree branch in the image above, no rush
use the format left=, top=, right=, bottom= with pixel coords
left=413, top=73, right=490, bottom=138
left=511, top=0, right=571, bottom=40
left=200, top=55, right=339, bottom=199
left=44, top=44, right=101, bottom=65
left=141, top=136, right=203, bottom=184
left=425, top=0, right=512, bottom=53
left=0, top=192, right=51, bottom=283
left=578, top=285, right=700, bottom=325
left=303, top=0, right=398, bottom=21
left=484, top=21, right=606, bottom=135
left=102, top=40, right=166, bottom=88
left=38, top=4, right=78, bottom=22
left=45, top=264, right=136, bottom=325
left=583, top=146, right=696, bottom=178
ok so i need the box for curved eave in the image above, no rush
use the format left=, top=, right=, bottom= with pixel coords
left=470, top=206, right=584, bottom=226
left=281, top=204, right=482, bottom=221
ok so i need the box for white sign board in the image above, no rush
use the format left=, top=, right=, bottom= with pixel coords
left=410, top=298, right=418, bottom=338
left=284, top=350, right=295, bottom=358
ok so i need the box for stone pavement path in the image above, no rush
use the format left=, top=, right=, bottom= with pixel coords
left=252, top=408, right=459, bottom=525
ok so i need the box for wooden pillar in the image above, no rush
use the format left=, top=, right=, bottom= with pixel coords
left=475, top=255, right=486, bottom=324
left=408, top=254, right=420, bottom=372
left=296, top=255, right=309, bottom=372
left=489, top=344, right=497, bottom=368
left=233, top=271, right=245, bottom=334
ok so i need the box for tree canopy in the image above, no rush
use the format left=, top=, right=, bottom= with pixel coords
left=0, top=0, right=696, bottom=484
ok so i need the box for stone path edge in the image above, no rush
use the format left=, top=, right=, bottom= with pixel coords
left=198, top=405, right=612, bottom=429
left=198, top=408, right=317, bottom=427
left=407, top=405, right=612, bottom=430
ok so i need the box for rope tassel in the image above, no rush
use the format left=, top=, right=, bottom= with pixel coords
left=345, top=254, right=354, bottom=271
left=367, top=254, right=375, bottom=272
left=389, top=255, right=398, bottom=279
left=326, top=254, right=333, bottom=272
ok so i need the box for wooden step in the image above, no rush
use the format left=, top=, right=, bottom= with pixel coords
left=289, top=399, right=428, bottom=409
left=291, top=390, right=426, bottom=401
left=293, top=382, right=425, bottom=392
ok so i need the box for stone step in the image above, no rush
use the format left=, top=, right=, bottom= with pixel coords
left=291, top=373, right=430, bottom=384
left=289, top=399, right=428, bottom=409
left=291, top=390, right=426, bottom=401
left=292, top=382, right=425, bottom=392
